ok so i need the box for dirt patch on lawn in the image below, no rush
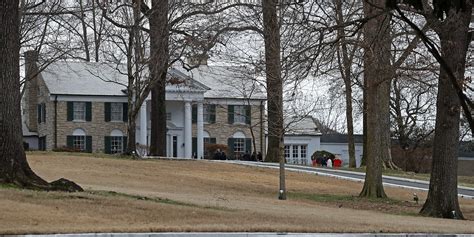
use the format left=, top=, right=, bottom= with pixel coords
left=0, top=152, right=472, bottom=234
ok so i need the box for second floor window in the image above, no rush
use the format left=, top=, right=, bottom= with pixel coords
left=203, top=104, right=216, bottom=123
left=73, top=102, right=86, bottom=121
left=234, top=105, right=246, bottom=124
left=111, top=103, right=123, bottom=121
left=228, top=105, right=250, bottom=124
left=37, top=103, right=46, bottom=123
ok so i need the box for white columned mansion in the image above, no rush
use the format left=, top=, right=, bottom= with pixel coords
left=22, top=52, right=267, bottom=160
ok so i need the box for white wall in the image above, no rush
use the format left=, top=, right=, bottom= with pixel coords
left=23, top=137, right=38, bottom=150
left=319, top=143, right=363, bottom=167
left=166, top=101, right=185, bottom=128
left=283, top=135, right=320, bottom=165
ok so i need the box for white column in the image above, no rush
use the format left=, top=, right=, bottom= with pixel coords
left=184, top=101, right=192, bottom=158
left=197, top=102, right=204, bottom=159
left=139, top=101, right=147, bottom=146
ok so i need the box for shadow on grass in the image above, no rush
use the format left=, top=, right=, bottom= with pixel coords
left=88, top=190, right=236, bottom=212
left=289, top=192, right=421, bottom=217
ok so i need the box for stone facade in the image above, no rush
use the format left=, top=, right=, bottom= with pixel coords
left=22, top=53, right=267, bottom=156
left=24, top=51, right=39, bottom=132
left=54, top=102, right=127, bottom=152
left=29, top=76, right=128, bottom=152
left=192, top=103, right=266, bottom=157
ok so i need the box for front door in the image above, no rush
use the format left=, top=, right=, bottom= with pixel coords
left=172, top=136, right=178, bottom=157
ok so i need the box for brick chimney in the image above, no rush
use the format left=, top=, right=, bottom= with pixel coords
left=24, top=50, right=39, bottom=132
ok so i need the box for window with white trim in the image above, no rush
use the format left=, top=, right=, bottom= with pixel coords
left=234, top=138, right=244, bottom=158
left=300, top=145, right=307, bottom=165
left=284, top=144, right=308, bottom=165
left=73, top=136, right=85, bottom=151
left=284, top=145, right=290, bottom=160
left=72, top=128, right=86, bottom=151
left=111, top=136, right=124, bottom=154
left=202, top=104, right=212, bottom=123
left=111, top=102, right=123, bottom=121
left=234, top=105, right=246, bottom=123
left=73, top=102, right=86, bottom=121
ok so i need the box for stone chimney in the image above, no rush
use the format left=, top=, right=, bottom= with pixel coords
left=187, top=54, right=209, bottom=67
left=24, top=50, right=39, bottom=132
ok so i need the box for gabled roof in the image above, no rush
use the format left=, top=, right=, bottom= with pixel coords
left=284, top=116, right=321, bottom=136
left=181, top=65, right=266, bottom=100
left=40, top=61, right=209, bottom=96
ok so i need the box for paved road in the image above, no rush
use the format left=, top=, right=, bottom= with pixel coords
left=221, top=160, right=474, bottom=199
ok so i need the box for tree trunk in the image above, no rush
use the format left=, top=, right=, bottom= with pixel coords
left=420, top=5, right=471, bottom=219
left=262, top=0, right=285, bottom=200
left=0, top=0, right=44, bottom=187
left=359, top=0, right=390, bottom=198
left=148, top=0, right=169, bottom=157
left=0, top=1, right=81, bottom=192
left=335, top=0, right=356, bottom=168
left=127, top=117, right=137, bottom=153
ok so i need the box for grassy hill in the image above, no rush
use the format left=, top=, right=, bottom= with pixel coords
left=0, top=152, right=473, bottom=234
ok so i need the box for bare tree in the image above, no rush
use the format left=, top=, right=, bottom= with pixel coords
left=334, top=0, right=361, bottom=168
left=389, top=0, right=472, bottom=219
left=262, top=0, right=286, bottom=200
left=0, top=0, right=81, bottom=192
left=359, top=0, right=391, bottom=198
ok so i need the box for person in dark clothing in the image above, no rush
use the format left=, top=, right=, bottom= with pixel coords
left=257, top=152, right=263, bottom=162
left=242, top=151, right=251, bottom=161
left=316, top=157, right=323, bottom=166
left=250, top=152, right=257, bottom=161
left=213, top=149, right=222, bottom=160
left=221, top=151, right=227, bottom=160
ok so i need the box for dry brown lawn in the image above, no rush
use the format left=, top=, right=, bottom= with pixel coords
left=1, top=152, right=473, bottom=234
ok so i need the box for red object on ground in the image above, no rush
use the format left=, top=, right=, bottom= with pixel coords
left=334, top=159, right=342, bottom=168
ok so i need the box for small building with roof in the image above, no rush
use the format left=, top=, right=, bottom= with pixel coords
left=281, top=116, right=363, bottom=167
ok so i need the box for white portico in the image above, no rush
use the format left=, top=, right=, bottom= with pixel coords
left=137, top=69, right=209, bottom=158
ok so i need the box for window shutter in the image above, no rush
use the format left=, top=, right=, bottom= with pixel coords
left=245, top=106, right=251, bottom=124
left=67, top=102, right=73, bottom=121
left=192, top=137, right=197, bottom=157
left=86, top=136, right=92, bottom=153
left=104, top=102, right=111, bottom=122
left=210, top=105, right=216, bottom=123
left=122, top=103, right=128, bottom=122
left=228, top=105, right=234, bottom=124
left=245, top=138, right=252, bottom=153
left=67, top=136, right=74, bottom=148
left=104, top=136, right=111, bottom=154
left=192, top=104, right=197, bottom=124
left=37, top=104, right=41, bottom=123
left=227, top=138, right=235, bottom=159
left=42, top=103, right=46, bottom=122
left=85, top=102, right=92, bottom=121
left=123, top=136, right=128, bottom=153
